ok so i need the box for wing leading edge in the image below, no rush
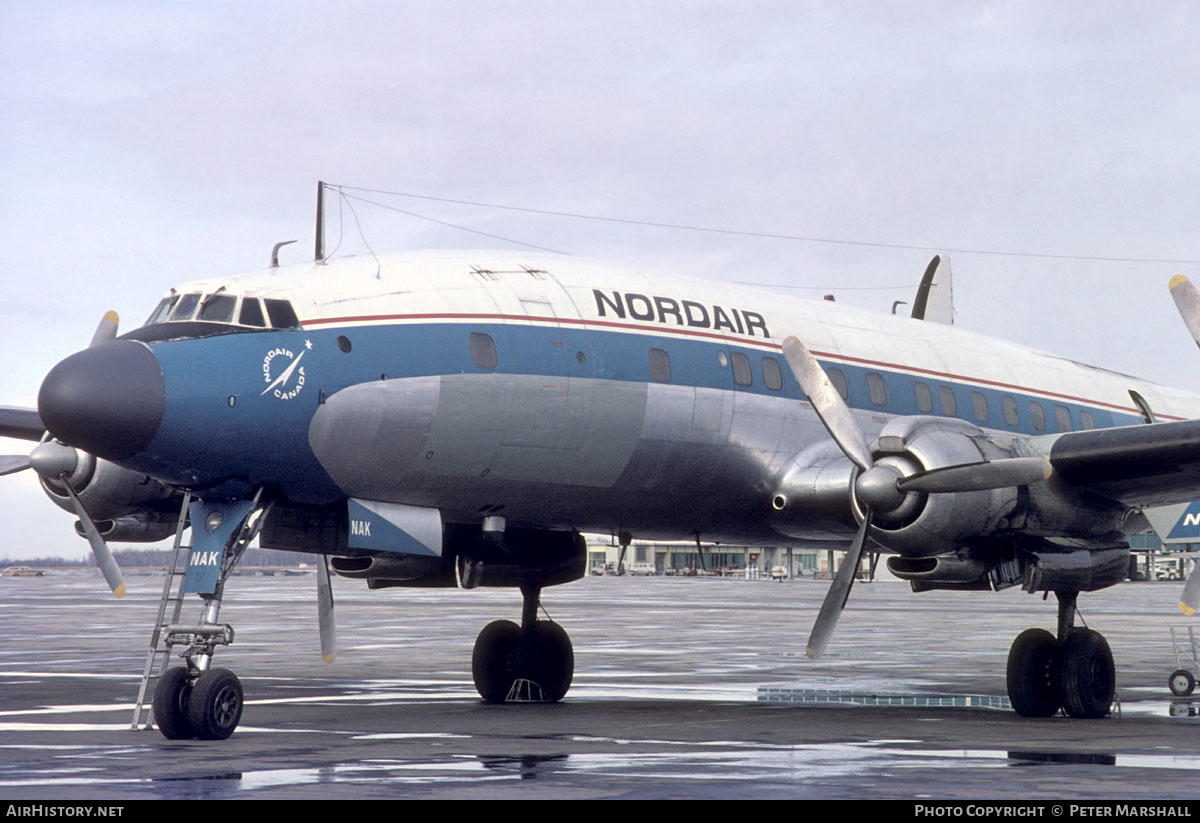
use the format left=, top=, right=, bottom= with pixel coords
left=1048, top=418, right=1200, bottom=507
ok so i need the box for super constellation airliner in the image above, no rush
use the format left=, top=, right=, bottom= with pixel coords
left=3, top=233, right=1200, bottom=739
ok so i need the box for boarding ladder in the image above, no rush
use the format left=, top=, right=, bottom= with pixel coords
left=130, top=493, right=193, bottom=731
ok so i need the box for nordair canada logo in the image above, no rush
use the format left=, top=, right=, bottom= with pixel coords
left=261, top=340, right=311, bottom=400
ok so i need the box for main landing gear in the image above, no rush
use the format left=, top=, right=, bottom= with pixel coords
left=471, top=583, right=574, bottom=703
left=1006, top=591, right=1115, bottom=718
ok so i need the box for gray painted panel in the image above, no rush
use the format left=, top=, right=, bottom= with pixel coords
left=308, top=377, right=441, bottom=499
left=309, top=371, right=836, bottom=544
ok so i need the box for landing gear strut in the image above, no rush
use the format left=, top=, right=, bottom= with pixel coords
left=471, top=583, right=574, bottom=702
left=149, top=495, right=267, bottom=740
left=1006, top=591, right=1115, bottom=718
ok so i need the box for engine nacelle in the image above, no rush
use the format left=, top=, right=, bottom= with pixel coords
left=887, top=554, right=995, bottom=587
left=769, top=440, right=857, bottom=539
left=772, top=416, right=1023, bottom=557
left=40, top=452, right=179, bottom=522
left=84, top=512, right=181, bottom=543
left=865, top=417, right=1020, bottom=556
left=331, top=553, right=446, bottom=582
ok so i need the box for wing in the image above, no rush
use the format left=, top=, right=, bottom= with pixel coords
left=1048, top=418, right=1200, bottom=507
left=0, top=406, right=44, bottom=442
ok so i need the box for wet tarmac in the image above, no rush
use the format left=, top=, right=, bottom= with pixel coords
left=1, top=570, right=1198, bottom=799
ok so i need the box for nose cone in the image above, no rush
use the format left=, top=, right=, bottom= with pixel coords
left=38, top=340, right=165, bottom=461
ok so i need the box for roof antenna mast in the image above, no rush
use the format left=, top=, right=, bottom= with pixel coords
left=315, top=180, right=326, bottom=264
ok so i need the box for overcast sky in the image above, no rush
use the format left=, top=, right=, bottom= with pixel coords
left=1, top=1, right=1198, bottom=561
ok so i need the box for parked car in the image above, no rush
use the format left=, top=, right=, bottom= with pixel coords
left=629, top=562, right=656, bottom=576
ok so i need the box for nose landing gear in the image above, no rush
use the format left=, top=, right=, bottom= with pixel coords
left=153, top=665, right=244, bottom=740
left=140, top=494, right=267, bottom=740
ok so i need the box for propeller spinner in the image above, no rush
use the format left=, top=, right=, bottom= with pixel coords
left=0, top=312, right=129, bottom=597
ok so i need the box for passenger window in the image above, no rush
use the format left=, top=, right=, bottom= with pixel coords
left=762, top=357, right=783, bottom=391
left=731, top=352, right=752, bottom=387
left=827, top=367, right=848, bottom=400
left=971, top=391, right=988, bottom=422
left=469, top=333, right=497, bottom=369
left=1002, top=396, right=1019, bottom=426
left=649, top=348, right=671, bottom=383
left=265, top=299, right=302, bottom=330
left=1081, top=410, right=1096, bottom=430
left=939, top=386, right=957, bottom=417
left=914, top=382, right=933, bottom=413
left=1030, top=401, right=1046, bottom=431
left=239, top=298, right=266, bottom=327
left=170, top=293, right=202, bottom=321
left=197, top=294, right=236, bottom=323
left=1055, top=405, right=1071, bottom=432
left=866, top=373, right=887, bottom=407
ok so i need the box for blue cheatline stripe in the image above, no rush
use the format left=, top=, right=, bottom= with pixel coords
left=301, top=319, right=1139, bottom=435
left=141, top=316, right=1142, bottom=496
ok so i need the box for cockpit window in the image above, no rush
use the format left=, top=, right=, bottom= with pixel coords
left=197, top=293, right=237, bottom=323
left=145, top=295, right=179, bottom=325
left=170, top=293, right=202, bottom=321
left=265, top=299, right=301, bottom=330
left=239, top=298, right=266, bottom=327
left=137, top=291, right=302, bottom=340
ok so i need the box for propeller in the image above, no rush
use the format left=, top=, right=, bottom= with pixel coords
left=0, top=455, right=31, bottom=476
left=1169, top=276, right=1200, bottom=349
left=1167, top=275, right=1200, bottom=616
left=779, top=335, right=1052, bottom=657
left=1181, top=566, right=1199, bottom=617
left=317, top=555, right=337, bottom=662
left=1, top=312, right=126, bottom=597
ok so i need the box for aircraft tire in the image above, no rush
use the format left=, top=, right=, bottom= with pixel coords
left=1169, top=668, right=1196, bottom=697
left=516, top=621, right=574, bottom=703
left=1006, top=628, right=1060, bottom=717
left=187, top=668, right=243, bottom=740
left=1058, top=629, right=1115, bottom=719
left=152, top=667, right=195, bottom=740
left=472, top=619, right=521, bottom=703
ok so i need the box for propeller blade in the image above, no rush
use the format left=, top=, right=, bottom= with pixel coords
left=781, top=336, right=874, bottom=472
left=318, top=556, right=337, bottom=663
left=897, top=457, right=1053, bottom=494
left=88, top=311, right=120, bottom=348
left=0, top=406, right=45, bottom=442
left=1181, top=564, right=1199, bottom=617
left=806, top=510, right=872, bottom=658
left=0, top=455, right=31, bottom=476
left=59, top=475, right=125, bottom=598
left=1169, top=276, right=1200, bottom=349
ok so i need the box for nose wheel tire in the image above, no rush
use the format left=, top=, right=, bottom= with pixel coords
left=152, top=667, right=195, bottom=740
left=186, top=668, right=244, bottom=740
